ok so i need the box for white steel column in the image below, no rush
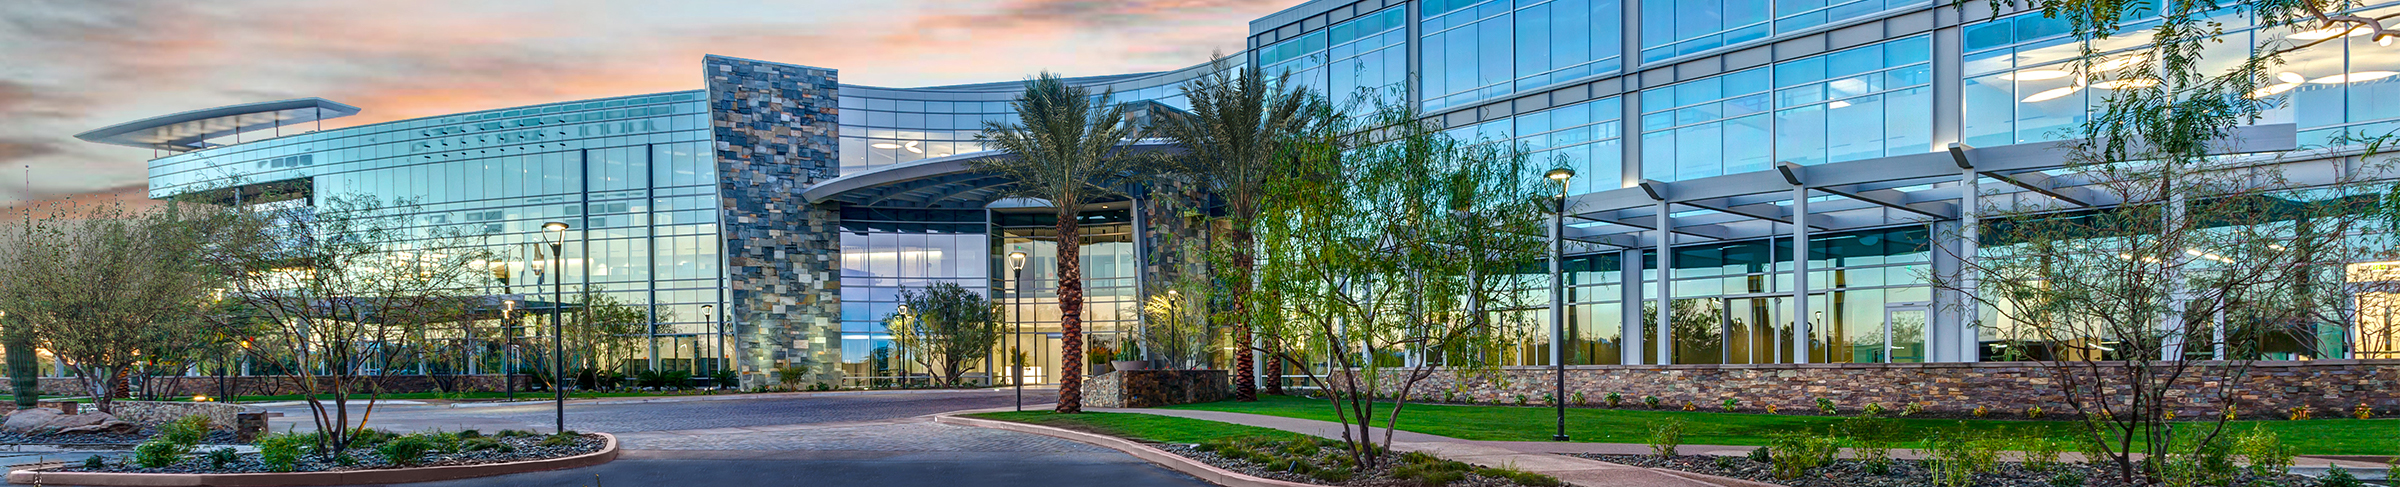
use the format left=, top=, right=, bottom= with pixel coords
left=1958, top=164, right=1981, bottom=362
left=2162, top=191, right=2188, bottom=361
left=1654, top=200, right=1672, bottom=365
left=1620, top=248, right=1646, bottom=365
left=1792, top=185, right=1811, bottom=364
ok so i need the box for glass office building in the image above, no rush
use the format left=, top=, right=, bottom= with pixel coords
left=84, top=0, right=2400, bottom=386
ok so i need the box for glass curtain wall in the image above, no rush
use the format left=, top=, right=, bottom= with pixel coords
left=1640, top=35, right=1932, bottom=182
left=993, top=210, right=1141, bottom=385
left=1632, top=226, right=1933, bottom=364
left=1638, top=0, right=1920, bottom=63
left=838, top=207, right=992, bottom=387
left=1962, top=2, right=2400, bottom=148
left=144, top=92, right=721, bottom=381
left=1420, top=0, right=1625, bottom=111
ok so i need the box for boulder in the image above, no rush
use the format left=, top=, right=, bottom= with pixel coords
left=56, top=420, right=139, bottom=435
left=2, top=409, right=118, bottom=433
left=2, top=408, right=62, bottom=432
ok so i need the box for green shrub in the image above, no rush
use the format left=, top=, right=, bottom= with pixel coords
left=1815, top=397, right=1838, bottom=415
left=2048, top=470, right=2084, bottom=487
left=205, top=447, right=240, bottom=469
left=1746, top=446, right=1770, bottom=463
left=1570, top=392, right=1584, bottom=405
left=1720, top=398, right=1740, bottom=412
left=83, top=455, right=105, bottom=469
left=495, top=429, right=536, bottom=438
left=348, top=428, right=397, bottom=448
left=540, top=432, right=583, bottom=447
left=2019, top=437, right=2063, bottom=473
left=1646, top=419, right=1686, bottom=458
left=159, top=415, right=212, bottom=447
left=1474, top=466, right=1563, bottom=486
left=710, top=369, right=738, bottom=388
left=1310, top=466, right=1353, bottom=482
left=2387, top=457, right=2398, bottom=487
left=1604, top=392, right=1623, bottom=407
left=377, top=435, right=436, bottom=466
left=1926, top=428, right=1997, bottom=487
left=134, top=439, right=186, bottom=468
left=1390, top=454, right=1473, bottom=487
left=1641, top=395, right=1661, bottom=408
left=458, top=437, right=513, bottom=453
left=1765, top=432, right=1838, bottom=480
left=257, top=433, right=312, bottom=472
left=2231, top=425, right=2294, bottom=478
left=1836, top=415, right=1900, bottom=473
left=2320, top=466, right=2362, bottom=487
left=1713, top=456, right=1740, bottom=469
left=663, top=370, right=693, bottom=390
left=456, top=429, right=483, bottom=439
left=1512, top=394, right=1528, bottom=406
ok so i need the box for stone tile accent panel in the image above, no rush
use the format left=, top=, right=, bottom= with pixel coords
left=1352, top=360, right=2400, bottom=418
left=704, top=55, right=843, bottom=385
left=1084, top=370, right=1231, bottom=408
left=105, top=401, right=251, bottom=429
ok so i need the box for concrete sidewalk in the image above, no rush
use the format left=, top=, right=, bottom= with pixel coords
left=1097, top=408, right=2395, bottom=485
left=1092, top=408, right=1775, bottom=487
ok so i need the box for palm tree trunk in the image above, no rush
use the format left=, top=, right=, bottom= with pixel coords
left=1055, top=211, right=1086, bottom=413
left=1231, top=227, right=1259, bottom=401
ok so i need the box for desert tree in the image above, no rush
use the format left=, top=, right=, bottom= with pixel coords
left=971, top=72, right=1149, bottom=412
left=1152, top=56, right=1325, bottom=399
left=888, top=282, right=1001, bottom=387
left=0, top=201, right=238, bottom=413
left=1245, top=92, right=1552, bottom=467
left=205, top=193, right=490, bottom=452
left=1941, top=0, right=2400, bottom=481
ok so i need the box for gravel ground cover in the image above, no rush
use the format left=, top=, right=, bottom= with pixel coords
left=1579, top=453, right=2326, bottom=487
left=1161, top=436, right=1561, bottom=487
left=49, top=432, right=605, bottom=474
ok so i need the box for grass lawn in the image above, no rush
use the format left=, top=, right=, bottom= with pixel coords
left=1167, top=395, right=2400, bottom=455
left=965, top=411, right=1313, bottom=444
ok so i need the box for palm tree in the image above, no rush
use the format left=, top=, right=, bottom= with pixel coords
left=1151, top=57, right=1322, bottom=400
left=972, top=72, right=1147, bottom=413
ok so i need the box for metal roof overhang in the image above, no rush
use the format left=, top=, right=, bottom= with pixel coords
left=75, top=98, right=360, bottom=151
left=803, top=140, right=1183, bottom=209
left=1559, top=123, right=2300, bottom=250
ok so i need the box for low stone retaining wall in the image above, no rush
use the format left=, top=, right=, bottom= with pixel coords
left=106, top=401, right=251, bottom=429
left=1351, top=360, right=2400, bottom=419
left=6, top=374, right=527, bottom=397
left=1085, top=370, right=1230, bottom=408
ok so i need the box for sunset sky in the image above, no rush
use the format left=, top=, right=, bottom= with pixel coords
left=0, top=0, right=1292, bottom=208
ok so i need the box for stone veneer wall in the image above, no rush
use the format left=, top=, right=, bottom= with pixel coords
left=1083, top=370, right=1231, bottom=408
left=704, top=55, right=843, bottom=385
left=1351, top=360, right=2400, bottom=418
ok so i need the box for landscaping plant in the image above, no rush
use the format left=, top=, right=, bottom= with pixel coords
left=1646, top=419, right=1686, bottom=458
left=1764, top=431, right=1838, bottom=480
left=1815, top=397, right=1836, bottom=415
left=1604, top=392, right=1622, bottom=407
left=376, top=435, right=435, bottom=466
left=159, top=415, right=212, bottom=447
left=2230, top=425, right=2294, bottom=478
left=258, top=432, right=312, bottom=472
left=133, top=438, right=187, bottom=468
left=205, top=448, right=240, bottom=469
left=887, top=282, right=1002, bottom=387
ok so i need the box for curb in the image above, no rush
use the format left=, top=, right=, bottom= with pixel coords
left=935, top=414, right=1320, bottom=487
left=6, top=433, right=619, bottom=486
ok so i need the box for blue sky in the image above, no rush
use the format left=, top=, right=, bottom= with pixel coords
left=0, top=0, right=1289, bottom=208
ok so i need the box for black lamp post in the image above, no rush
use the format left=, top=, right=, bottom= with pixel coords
left=503, top=299, right=516, bottom=402
left=702, top=304, right=716, bottom=380
left=542, top=221, right=571, bottom=433
left=1544, top=167, right=1575, bottom=442
left=1009, top=251, right=1027, bottom=412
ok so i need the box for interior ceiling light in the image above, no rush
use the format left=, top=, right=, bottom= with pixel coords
left=2289, top=26, right=2374, bottom=40
left=2001, top=69, right=2072, bottom=81
left=1826, top=100, right=1852, bottom=109
left=2248, top=72, right=2309, bottom=98
left=2022, top=85, right=2083, bottom=102
left=870, top=142, right=900, bottom=149
left=2091, top=78, right=2162, bottom=89
left=904, top=141, right=924, bottom=154
left=2309, top=71, right=2399, bottom=84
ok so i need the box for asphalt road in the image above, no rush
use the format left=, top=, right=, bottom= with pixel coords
left=247, top=389, right=1216, bottom=487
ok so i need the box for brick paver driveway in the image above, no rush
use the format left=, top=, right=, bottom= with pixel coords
left=261, top=389, right=1213, bottom=487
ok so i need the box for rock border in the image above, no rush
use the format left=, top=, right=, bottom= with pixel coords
left=5, top=433, right=618, bottom=486
left=936, top=414, right=1319, bottom=487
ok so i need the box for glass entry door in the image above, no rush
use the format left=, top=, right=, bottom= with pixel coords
left=1722, top=295, right=1788, bottom=364
left=1882, top=306, right=1929, bottom=363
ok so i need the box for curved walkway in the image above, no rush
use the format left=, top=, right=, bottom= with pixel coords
left=1091, top=408, right=1776, bottom=487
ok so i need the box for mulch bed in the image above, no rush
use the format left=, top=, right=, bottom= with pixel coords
left=1578, top=453, right=2326, bottom=487
left=51, top=434, right=606, bottom=474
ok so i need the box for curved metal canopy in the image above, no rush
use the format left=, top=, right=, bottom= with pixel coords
left=804, top=141, right=1181, bottom=209
left=76, top=98, right=360, bottom=151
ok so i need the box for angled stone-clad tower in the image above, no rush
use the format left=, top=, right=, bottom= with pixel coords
left=705, top=55, right=843, bottom=385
